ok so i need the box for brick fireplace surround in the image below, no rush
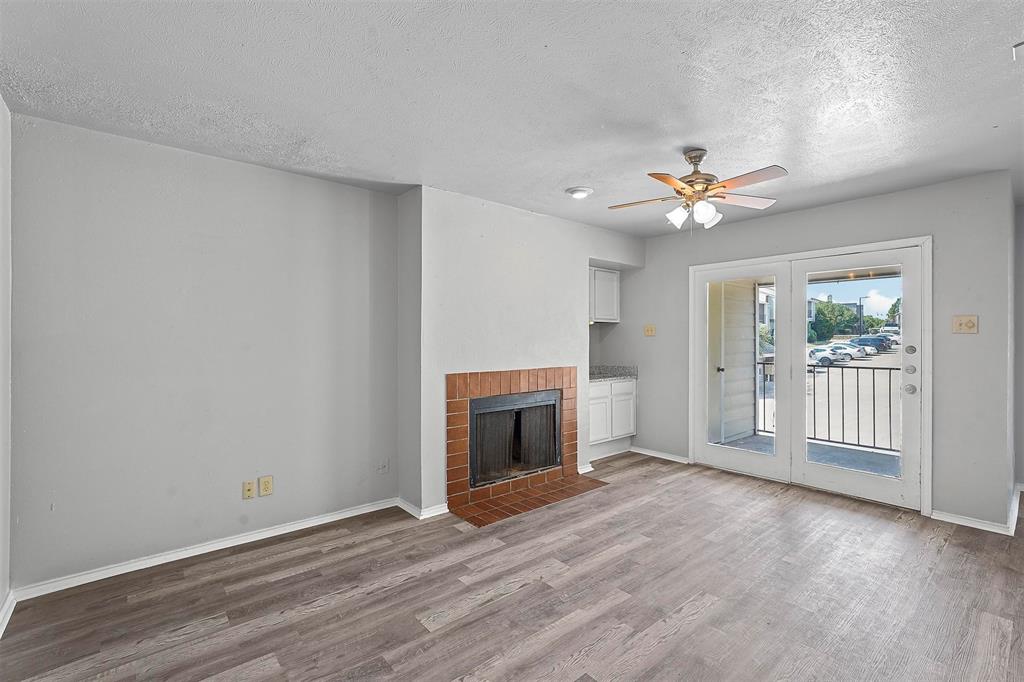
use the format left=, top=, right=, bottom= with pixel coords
left=445, top=366, right=606, bottom=527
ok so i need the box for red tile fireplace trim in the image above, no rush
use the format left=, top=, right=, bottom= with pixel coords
left=445, top=366, right=578, bottom=512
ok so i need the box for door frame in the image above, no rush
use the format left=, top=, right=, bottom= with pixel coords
left=688, top=236, right=933, bottom=516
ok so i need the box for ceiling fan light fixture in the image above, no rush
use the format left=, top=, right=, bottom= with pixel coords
left=703, top=211, right=723, bottom=229
left=666, top=205, right=689, bottom=229
left=692, top=199, right=717, bottom=223
left=565, top=186, right=593, bottom=200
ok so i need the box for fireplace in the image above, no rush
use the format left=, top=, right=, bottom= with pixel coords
left=445, top=367, right=578, bottom=510
left=469, top=390, right=561, bottom=487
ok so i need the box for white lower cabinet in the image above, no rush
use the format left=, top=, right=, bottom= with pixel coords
left=589, top=379, right=636, bottom=444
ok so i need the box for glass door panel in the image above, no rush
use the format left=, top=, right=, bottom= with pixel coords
left=693, top=263, right=790, bottom=482
left=790, top=248, right=921, bottom=509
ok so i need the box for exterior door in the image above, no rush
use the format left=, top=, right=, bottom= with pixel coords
left=693, top=261, right=791, bottom=482
left=691, top=241, right=928, bottom=512
left=790, top=246, right=923, bottom=509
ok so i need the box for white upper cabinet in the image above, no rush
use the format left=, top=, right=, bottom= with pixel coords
left=590, top=267, right=620, bottom=323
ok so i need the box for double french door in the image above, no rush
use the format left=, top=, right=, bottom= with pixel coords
left=692, top=243, right=926, bottom=510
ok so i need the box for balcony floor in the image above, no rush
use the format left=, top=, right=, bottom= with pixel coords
left=724, top=433, right=901, bottom=478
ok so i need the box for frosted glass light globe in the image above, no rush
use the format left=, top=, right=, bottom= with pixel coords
left=693, top=200, right=717, bottom=223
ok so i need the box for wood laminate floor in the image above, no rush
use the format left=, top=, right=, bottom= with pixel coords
left=3, top=452, right=1024, bottom=680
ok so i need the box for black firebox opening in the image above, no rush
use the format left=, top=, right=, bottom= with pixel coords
left=469, top=389, right=561, bottom=487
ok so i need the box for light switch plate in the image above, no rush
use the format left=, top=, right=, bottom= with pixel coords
left=952, top=315, right=978, bottom=334
left=242, top=480, right=255, bottom=500
left=258, top=475, right=273, bottom=497
left=643, top=324, right=656, bottom=337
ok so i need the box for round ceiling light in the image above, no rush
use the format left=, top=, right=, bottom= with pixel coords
left=565, top=186, right=594, bottom=200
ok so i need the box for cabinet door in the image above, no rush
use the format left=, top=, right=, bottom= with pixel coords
left=589, top=396, right=612, bottom=444
left=592, top=268, right=620, bottom=322
left=589, top=268, right=596, bottom=323
left=610, top=380, right=636, bottom=438
left=611, top=394, right=636, bottom=438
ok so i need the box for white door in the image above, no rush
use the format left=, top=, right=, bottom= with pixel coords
left=790, top=246, right=923, bottom=509
left=693, top=261, right=791, bottom=481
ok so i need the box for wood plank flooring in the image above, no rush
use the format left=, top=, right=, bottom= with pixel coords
left=3, top=452, right=1024, bottom=680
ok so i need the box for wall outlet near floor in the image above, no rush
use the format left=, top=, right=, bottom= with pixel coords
left=258, top=475, right=274, bottom=497
left=643, top=324, right=656, bottom=337
left=242, top=480, right=256, bottom=500
left=952, top=314, right=978, bottom=334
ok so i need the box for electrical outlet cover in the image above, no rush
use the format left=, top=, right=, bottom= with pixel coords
left=258, top=475, right=273, bottom=496
left=242, top=480, right=256, bottom=500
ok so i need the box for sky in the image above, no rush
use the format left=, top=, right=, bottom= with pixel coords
left=807, top=277, right=902, bottom=318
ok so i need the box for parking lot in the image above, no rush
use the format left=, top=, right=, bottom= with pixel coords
left=810, top=341, right=902, bottom=369
left=753, top=343, right=904, bottom=456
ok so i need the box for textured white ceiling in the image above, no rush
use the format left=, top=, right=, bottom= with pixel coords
left=1, top=1, right=1022, bottom=237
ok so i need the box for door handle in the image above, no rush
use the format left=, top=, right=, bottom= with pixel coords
left=716, top=367, right=726, bottom=373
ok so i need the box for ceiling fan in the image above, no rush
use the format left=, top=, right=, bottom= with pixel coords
left=609, top=148, right=787, bottom=230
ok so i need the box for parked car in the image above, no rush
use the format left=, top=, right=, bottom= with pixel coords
left=808, top=348, right=841, bottom=366
left=824, top=342, right=866, bottom=360
left=876, top=332, right=901, bottom=345
left=849, top=336, right=890, bottom=351
left=815, top=346, right=856, bottom=360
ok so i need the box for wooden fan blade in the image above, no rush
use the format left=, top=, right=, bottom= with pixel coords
left=608, top=195, right=681, bottom=210
left=709, top=165, right=787, bottom=192
left=648, top=173, right=694, bottom=195
left=711, top=193, right=777, bottom=210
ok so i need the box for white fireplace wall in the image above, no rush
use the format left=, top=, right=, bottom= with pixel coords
left=417, top=187, right=645, bottom=510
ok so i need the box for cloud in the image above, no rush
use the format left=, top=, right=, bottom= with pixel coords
left=862, top=289, right=896, bottom=317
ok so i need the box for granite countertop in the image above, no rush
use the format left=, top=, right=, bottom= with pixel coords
left=589, top=365, right=638, bottom=382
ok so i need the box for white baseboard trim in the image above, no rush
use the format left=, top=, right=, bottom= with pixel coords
left=12, top=496, right=420, bottom=603
left=396, top=498, right=450, bottom=520
left=588, top=449, right=632, bottom=464
left=1010, top=484, right=1023, bottom=537
left=0, top=590, right=15, bottom=640
left=630, top=447, right=691, bottom=465
left=931, top=509, right=1014, bottom=536
left=577, top=463, right=594, bottom=474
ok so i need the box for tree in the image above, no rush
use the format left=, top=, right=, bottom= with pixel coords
left=863, top=315, right=885, bottom=332
left=811, top=301, right=857, bottom=342
left=806, top=323, right=818, bottom=344
left=887, top=298, right=902, bottom=324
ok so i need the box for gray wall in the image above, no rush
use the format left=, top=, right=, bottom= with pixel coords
left=1017, top=207, right=1023, bottom=486
left=599, top=172, right=1016, bottom=525
left=396, top=187, right=423, bottom=508
left=11, top=116, right=400, bottom=587
left=0, top=96, right=11, bottom=605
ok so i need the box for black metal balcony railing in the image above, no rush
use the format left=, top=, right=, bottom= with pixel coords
left=755, top=362, right=901, bottom=452
left=756, top=361, right=774, bottom=433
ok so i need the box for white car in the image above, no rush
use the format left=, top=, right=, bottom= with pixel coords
left=808, top=348, right=841, bottom=366
left=825, top=342, right=867, bottom=360
left=877, top=332, right=901, bottom=345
